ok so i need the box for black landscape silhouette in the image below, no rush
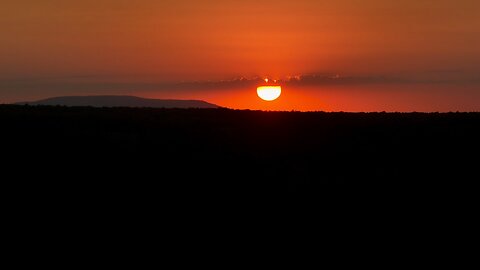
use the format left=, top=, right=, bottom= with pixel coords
left=3, top=104, right=479, bottom=209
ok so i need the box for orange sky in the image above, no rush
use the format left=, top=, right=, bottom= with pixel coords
left=1, top=0, right=479, bottom=111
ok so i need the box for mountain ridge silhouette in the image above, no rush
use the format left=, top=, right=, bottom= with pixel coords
left=15, top=95, right=220, bottom=108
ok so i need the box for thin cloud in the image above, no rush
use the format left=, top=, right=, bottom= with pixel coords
left=1, top=72, right=479, bottom=97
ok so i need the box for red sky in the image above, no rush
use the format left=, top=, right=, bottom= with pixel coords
left=1, top=0, right=479, bottom=111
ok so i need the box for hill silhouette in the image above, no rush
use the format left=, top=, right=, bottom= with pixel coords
left=15, top=95, right=220, bottom=108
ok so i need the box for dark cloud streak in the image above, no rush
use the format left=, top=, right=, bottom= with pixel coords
left=1, top=72, right=479, bottom=102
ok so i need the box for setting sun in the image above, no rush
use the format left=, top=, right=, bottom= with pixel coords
left=257, top=86, right=282, bottom=101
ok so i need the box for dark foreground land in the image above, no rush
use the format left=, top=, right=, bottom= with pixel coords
left=2, top=105, right=479, bottom=209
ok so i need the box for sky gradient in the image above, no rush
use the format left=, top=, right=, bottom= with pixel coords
left=1, top=0, right=479, bottom=111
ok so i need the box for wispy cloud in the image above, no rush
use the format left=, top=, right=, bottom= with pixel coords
left=1, top=71, right=479, bottom=98
left=170, top=72, right=480, bottom=90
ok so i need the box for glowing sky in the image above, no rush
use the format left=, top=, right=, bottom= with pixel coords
left=1, top=0, right=479, bottom=111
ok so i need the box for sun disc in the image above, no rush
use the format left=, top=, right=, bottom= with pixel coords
left=257, top=86, right=281, bottom=101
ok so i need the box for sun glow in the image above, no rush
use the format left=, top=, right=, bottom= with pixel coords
left=257, top=86, right=282, bottom=101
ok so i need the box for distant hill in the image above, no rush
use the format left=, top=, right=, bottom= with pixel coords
left=15, top=95, right=220, bottom=108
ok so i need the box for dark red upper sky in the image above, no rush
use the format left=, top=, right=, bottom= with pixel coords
left=1, top=0, right=479, bottom=111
